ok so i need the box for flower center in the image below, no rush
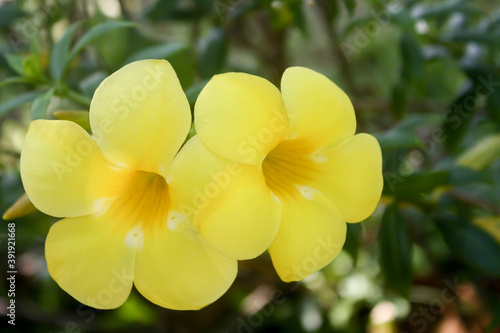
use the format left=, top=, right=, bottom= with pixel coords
left=262, top=140, right=321, bottom=201
left=103, top=170, right=170, bottom=233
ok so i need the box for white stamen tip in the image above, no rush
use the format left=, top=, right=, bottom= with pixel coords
left=124, top=225, right=143, bottom=249
left=167, top=219, right=178, bottom=231
left=116, top=161, right=129, bottom=169
left=167, top=212, right=185, bottom=231
left=311, top=152, right=328, bottom=163
left=295, top=185, right=319, bottom=200
left=93, top=198, right=112, bottom=217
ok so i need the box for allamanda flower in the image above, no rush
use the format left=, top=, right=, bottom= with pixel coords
left=20, top=60, right=237, bottom=309
left=182, top=67, right=383, bottom=281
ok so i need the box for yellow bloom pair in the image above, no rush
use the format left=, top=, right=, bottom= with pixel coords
left=21, top=60, right=382, bottom=310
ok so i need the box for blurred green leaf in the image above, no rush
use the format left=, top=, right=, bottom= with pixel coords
left=22, top=54, right=43, bottom=82
left=376, top=130, right=418, bottom=153
left=30, top=87, right=55, bottom=120
left=4, top=53, right=25, bottom=76
left=53, top=110, right=91, bottom=132
left=379, top=204, right=412, bottom=297
left=124, top=43, right=187, bottom=64
left=456, top=134, right=500, bottom=171
left=400, top=33, right=424, bottom=81
left=30, top=36, right=40, bottom=56
left=442, top=31, right=500, bottom=44
left=265, top=0, right=305, bottom=31
left=446, top=166, right=491, bottom=186
left=435, top=214, right=500, bottom=276
left=0, top=76, right=31, bottom=87
left=185, top=80, right=209, bottom=107
left=0, top=2, right=25, bottom=28
left=344, top=223, right=361, bottom=263
left=79, top=71, right=107, bottom=98
left=198, top=28, right=229, bottom=79
left=50, top=21, right=82, bottom=81
left=66, top=21, right=137, bottom=71
left=66, top=90, right=91, bottom=107
left=317, top=0, right=339, bottom=23
left=412, top=1, right=483, bottom=20
left=390, top=83, right=407, bottom=118
left=123, top=42, right=195, bottom=89
left=442, top=82, right=477, bottom=151
left=384, top=170, right=449, bottom=199
left=342, top=0, right=356, bottom=16
left=0, top=90, right=43, bottom=117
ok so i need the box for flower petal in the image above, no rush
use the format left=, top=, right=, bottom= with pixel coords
left=90, top=59, right=191, bottom=175
left=195, top=72, right=288, bottom=165
left=134, top=219, right=237, bottom=310
left=168, top=135, right=228, bottom=219
left=315, top=133, right=383, bottom=222
left=195, top=163, right=282, bottom=260
left=281, top=67, right=356, bottom=149
left=20, top=120, right=120, bottom=218
left=45, top=215, right=136, bottom=309
left=269, top=193, right=346, bottom=282
left=169, top=136, right=281, bottom=260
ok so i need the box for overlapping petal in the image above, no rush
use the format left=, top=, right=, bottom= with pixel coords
left=169, top=136, right=282, bottom=260
left=20, top=120, right=121, bottom=218
left=195, top=73, right=288, bottom=165
left=269, top=192, right=346, bottom=282
left=45, top=215, right=136, bottom=309
left=168, top=135, right=228, bottom=217
left=90, top=60, right=191, bottom=175
left=280, top=67, right=356, bottom=149
left=313, top=134, right=383, bottom=222
left=134, top=219, right=237, bottom=310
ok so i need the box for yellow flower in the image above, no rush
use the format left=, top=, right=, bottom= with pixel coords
left=187, top=67, right=383, bottom=281
left=20, top=60, right=236, bottom=310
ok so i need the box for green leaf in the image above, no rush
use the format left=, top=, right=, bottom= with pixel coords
left=0, top=90, right=43, bottom=117
left=123, top=43, right=195, bottom=89
left=446, top=166, right=491, bottom=186
left=412, top=2, right=483, bottom=20
left=22, top=54, right=43, bottom=82
left=379, top=204, right=413, bottom=298
left=376, top=130, right=418, bottom=153
left=400, top=33, right=424, bottom=82
left=66, top=21, right=137, bottom=70
left=442, top=82, right=477, bottom=152
left=344, top=223, right=361, bottom=263
left=390, top=83, right=407, bottom=119
left=384, top=170, right=449, bottom=199
left=0, top=2, right=26, bottom=29
left=0, top=76, right=31, bottom=87
left=123, top=43, right=187, bottom=64
left=30, top=88, right=55, bottom=120
left=456, top=134, right=500, bottom=171
left=53, top=110, right=91, bottom=132
left=435, top=214, right=500, bottom=276
left=79, top=71, right=108, bottom=98
left=50, top=21, right=82, bottom=81
left=441, top=31, right=500, bottom=44
left=198, top=28, right=228, bottom=79
left=342, top=0, right=356, bottom=16
left=185, top=80, right=209, bottom=108
left=4, top=54, right=25, bottom=76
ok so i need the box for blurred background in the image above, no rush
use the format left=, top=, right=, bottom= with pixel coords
left=1, top=0, right=500, bottom=332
